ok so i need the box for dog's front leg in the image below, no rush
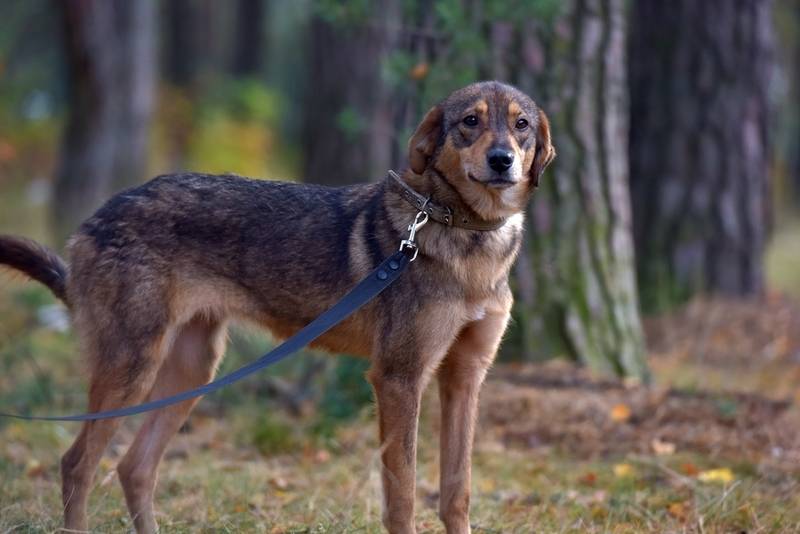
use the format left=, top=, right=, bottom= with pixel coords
left=368, top=359, right=425, bottom=534
left=437, top=308, right=510, bottom=534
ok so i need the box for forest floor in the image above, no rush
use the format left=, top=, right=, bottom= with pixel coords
left=2, top=293, right=800, bottom=533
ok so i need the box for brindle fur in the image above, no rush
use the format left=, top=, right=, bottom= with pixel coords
left=0, top=81, right=554, bottom=534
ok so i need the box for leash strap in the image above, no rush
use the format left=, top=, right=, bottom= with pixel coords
left=0, top=250, right=411, bottom=421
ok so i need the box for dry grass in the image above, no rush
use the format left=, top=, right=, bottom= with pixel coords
left=3, top=349, right=800, bottom=532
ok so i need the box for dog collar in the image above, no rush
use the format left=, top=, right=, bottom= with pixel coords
left=387, top=170, right=506, bottom=231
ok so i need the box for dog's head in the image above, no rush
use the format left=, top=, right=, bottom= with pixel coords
left=408, top=81, right=555, bottom=219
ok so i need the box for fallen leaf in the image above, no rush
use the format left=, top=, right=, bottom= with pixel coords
left=314, top=449, right=331, bottom=463
left=479, top=478, right=496, bottom=492
left=651, top=438, right=676, bottom=456
left=591, top=504, right=608, bottom=520
left=270, top=477, right=290, bottom=490
left=26, top=458, right=45, bottom=479
left=613, top=463, right=635, bottom=478
left=579, top=472, right=597, bottom=486
left=610, top=403, right=632, bottom=423
left=99, top=457, right=116, bottom=471
left=667, top=501, right=688, bottom=521
left=698, top=467, right=734, bottom=484
left=680, top=462, right=700, bottom=477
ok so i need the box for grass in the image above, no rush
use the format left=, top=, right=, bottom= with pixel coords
left=3, top=408, right=800, bottom=533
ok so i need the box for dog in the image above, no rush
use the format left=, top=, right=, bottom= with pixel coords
left=0, top=81, right=554, bottom=534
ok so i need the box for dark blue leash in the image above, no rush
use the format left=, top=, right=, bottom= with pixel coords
left=0, top=250, right=412, bottom=421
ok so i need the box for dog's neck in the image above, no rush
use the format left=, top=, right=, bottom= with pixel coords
left=394, top=169, right=510, bottom=231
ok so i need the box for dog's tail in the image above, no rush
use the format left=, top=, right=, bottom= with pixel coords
left=0, top=235, right=69, bottom=304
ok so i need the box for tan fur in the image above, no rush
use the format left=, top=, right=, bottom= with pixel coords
left=0, top=81, right=554, bottom=534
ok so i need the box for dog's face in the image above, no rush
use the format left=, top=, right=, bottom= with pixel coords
left=408, top=81, right=555, bottom=219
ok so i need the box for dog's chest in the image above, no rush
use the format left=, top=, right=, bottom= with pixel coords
left=449, top=215, right=523, bottom=294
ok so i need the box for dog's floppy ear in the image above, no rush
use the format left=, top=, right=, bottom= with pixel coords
left=529, top=109, right=556, bottom=187
left=408, top=106, right=443, bottom=174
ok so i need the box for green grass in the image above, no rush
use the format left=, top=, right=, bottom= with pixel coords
left=3, top=410, right=800, bottom=533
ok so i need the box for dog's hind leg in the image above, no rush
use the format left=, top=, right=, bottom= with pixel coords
left=117, top=316, right=226, bottom=534
left=61, top=329, right=174, bottom=532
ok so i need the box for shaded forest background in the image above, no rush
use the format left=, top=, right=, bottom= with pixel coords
left=4, top=1, right=800, bottom=532
left=0, top=0, right=799, bottom=418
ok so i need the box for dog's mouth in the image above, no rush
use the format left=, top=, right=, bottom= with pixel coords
left=468, top=173, right=518, bottom=190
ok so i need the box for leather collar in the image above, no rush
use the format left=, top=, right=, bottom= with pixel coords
left=387, top=170, right=506, bottom=231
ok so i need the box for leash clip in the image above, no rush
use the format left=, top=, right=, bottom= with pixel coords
left=399, top=210, right=429, bottom=261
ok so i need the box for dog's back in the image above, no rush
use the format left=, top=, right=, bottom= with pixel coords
left=65, top=173, right=394, bottom=357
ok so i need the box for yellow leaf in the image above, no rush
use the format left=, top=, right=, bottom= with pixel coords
left=610, top=404, right=632, bottom=423
left=99, top=457, right=116, bottom=471
left=698, top=468, right=734, bottom=484
left=25, top=458, right=45, bottom=479
left=613, top=463, right=635, bottom=478
left=479, top=478, right=496, bottom=492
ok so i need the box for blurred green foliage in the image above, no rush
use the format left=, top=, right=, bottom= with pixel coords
left=312, top=356, right=373, bottom=438
left=248, top=413, right=299, bottom=455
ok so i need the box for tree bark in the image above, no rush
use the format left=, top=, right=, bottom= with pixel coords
left=162, top=0, right=196, bottom=87
left=53, top=0, right=156, bottom=242
left=629, top=0, right=775, bottom=307
left=301, top=1, right=402, bottom=186
left=508, top=0, right=648, bottom=379
left=232, top=0, right=266, bottom=77
left=788, top=1, right=800, bottom=200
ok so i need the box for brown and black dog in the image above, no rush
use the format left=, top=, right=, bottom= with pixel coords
left=0, top=81, right=554, bottom=534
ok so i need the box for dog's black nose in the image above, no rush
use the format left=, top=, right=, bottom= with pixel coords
left=487, top=148, right=514, bottom=173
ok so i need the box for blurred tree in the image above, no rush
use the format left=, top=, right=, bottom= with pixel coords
left=629, top=0, right=775, bottom=308
left=161, top=0, right=239, bottom=88
left=53, top=0, right=156, bottom=242
left=232, top=0, right=267, bottom=77
left=162, top=0, right=197, bottom=87
left=301, top=0, right=402, bottom=185
left=303, top=0, right=648, bottom=378
left=783, top=0, right=800, bottom=201
left=506, top=0, right=647, bottom=378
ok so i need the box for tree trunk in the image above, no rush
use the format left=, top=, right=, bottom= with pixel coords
left=53, top=0, right=156, bottom=243
left=508, top=0, right=648, bottom=379
left=788, top=1, right=800, bottom=200
left=162, top=0, right=196, bottom=87
left=232, top=0, right=266, bottom=77
left=629, top=0, right=775, bottom=308
left=301, top=2, right=402, bottom=186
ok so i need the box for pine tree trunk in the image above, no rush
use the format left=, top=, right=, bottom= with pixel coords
left=509, top=0, right=647, bottom=379
left=53, top=0, right=156, bottom=243
left=629, top=0, right=775, bottom=307
left=232, top=0, right=266, bottom=77
left=788, top=1, right=800, bottom=200
left=301, top=2, right=401, bottom=186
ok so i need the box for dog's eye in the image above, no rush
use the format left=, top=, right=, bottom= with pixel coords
left=515, top=118, right=529, bottom=130
left=462, top=115, right=479, bottom=127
